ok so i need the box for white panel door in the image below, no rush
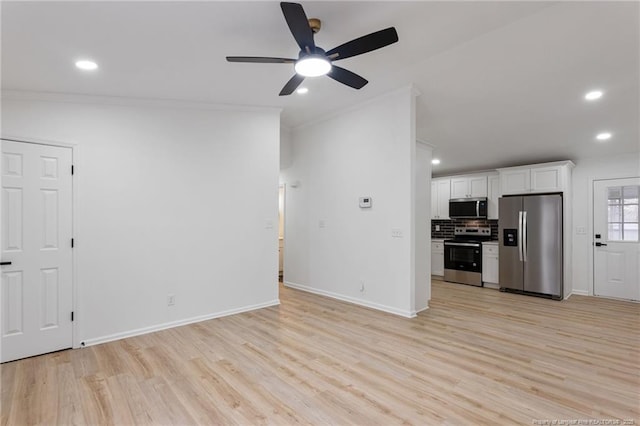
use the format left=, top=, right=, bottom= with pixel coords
left=593, top=178, right=640, bottom=301
left=1, top=140, right=73, bottom=362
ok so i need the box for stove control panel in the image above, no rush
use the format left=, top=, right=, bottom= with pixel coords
left=453, top=227, right=491, bottom=237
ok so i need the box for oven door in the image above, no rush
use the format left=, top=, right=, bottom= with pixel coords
left=444, top=243, right=482, bottom=273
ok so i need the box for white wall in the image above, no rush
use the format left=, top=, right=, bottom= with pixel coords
left=1, top=92, right=281, bottom=346
left=281, top=87, right=425, bottom=317
left=280, top=125, right=293, bottom=171
left=571, top=152, right=640, bottom=295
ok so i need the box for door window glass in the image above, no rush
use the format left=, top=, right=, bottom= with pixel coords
left=608, top=185, right=640, bottom=241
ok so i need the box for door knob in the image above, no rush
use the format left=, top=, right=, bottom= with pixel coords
left=0, top=261, right=12, bottom=266
left=595, top=242, right=608, bottom=247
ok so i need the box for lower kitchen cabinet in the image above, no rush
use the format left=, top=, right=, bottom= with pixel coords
left=482, top=243, right=499, bottom=287
left=431, top=241, right=444, bottom=276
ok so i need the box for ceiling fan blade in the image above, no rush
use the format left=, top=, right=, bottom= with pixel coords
left=280, top=2, right=315, bottom=52
left=226, top=56, right=295, bottom=64
left=326, top=27, right=398, bottom=61
left=279, top=74, right=305, bottom=96
left=327, top=65, right=368, bottom=89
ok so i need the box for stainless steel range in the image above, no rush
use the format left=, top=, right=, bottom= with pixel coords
left=444, top=227, right=492, bottom=287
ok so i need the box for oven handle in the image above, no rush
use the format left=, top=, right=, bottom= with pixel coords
left=518, top=211, right=523, bottom=262
left=444, top=242, right=481, bottom=247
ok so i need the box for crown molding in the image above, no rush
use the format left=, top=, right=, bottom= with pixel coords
left=1, top=90, right=282, bottom=115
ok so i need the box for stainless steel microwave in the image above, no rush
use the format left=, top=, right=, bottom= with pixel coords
left=449, top=198, right=488, bottom=219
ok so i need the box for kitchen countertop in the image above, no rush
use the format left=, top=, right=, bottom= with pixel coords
left=431, top=238, right=445, bottom=243
left=482, top=240, right=499, bottom=245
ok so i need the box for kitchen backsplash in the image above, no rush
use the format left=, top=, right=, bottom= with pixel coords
left=432, top=219, right=499, bottom=240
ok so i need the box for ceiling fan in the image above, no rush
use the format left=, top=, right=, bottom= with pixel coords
left=226, top=2, right=399, bottom=96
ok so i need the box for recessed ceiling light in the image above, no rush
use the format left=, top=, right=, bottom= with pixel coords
left=596, top=132, right=612, bottom=141
left=296, top=87, right=309, bottom=94
left=75, top=60, right=98, bottom=71
left=584, top=90, right=603, bottom=101
left=432, top=158, right=441, bottom=165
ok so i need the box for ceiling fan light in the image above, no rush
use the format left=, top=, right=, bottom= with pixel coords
left=295, top=56, right=331, bottom=77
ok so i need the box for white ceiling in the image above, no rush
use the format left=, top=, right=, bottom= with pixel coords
left=2, top=1, right=638, bottom=175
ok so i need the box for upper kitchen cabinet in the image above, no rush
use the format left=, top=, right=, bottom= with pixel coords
left=431, top=178, right=450, bottom=219
left=450, top=174, right=488, bottom=199
left=487, top=173, right=501, bottom=219
left=498, top=161, right=575, bottom=195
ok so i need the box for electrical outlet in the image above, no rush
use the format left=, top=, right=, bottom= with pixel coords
left=391, top=228, right=403, bottom=238
left=576, top=226, right=587, bottom=235
left=319, top=220, right=326, bottom=228
left=435, top=225, right=441, bottom=231
left=265, top=220, right=274, bottom=229
left=167, top=294, right=176, bottom=306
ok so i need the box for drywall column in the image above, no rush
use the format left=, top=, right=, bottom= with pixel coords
left=283, top=86, right=422, bottom=317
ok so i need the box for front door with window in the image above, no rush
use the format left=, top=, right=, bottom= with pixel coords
left=593, top=178, right=640, bottom=301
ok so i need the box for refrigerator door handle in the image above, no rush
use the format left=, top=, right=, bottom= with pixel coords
left=522, top=211, right=528, bottom=262
left=518, top=211, right=523, bottom=262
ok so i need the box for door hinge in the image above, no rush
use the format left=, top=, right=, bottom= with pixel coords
left=71, top=311, right=75, bottom=322
left=71, top=165, right=75, bottom=175
left=71, top=238, right=74, bottom=248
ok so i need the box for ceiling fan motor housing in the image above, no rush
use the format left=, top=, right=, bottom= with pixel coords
left=308, top=18, right=321, bottom=33
left=298, top=46, right=327, bottom=59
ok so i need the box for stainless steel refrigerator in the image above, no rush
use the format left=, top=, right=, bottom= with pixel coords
left=498, top=194, right=563, bottom=299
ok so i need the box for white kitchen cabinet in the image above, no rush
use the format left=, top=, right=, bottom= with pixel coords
left=431, top=241, right=444, bottom=276
left=487, top=174, right=500, bottom=220
left=482, top=243, right=499, bottom=287
left=498, top=161, right=574, bottom=195
left=431, top=178, right=450, bottom=219
left=450, top=174, right=488, bottom=199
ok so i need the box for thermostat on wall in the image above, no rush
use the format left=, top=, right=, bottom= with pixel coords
left=359, top=197, right=372, bottom=208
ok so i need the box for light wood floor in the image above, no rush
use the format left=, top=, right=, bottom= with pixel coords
left=2, top=279, right=639, bottom=425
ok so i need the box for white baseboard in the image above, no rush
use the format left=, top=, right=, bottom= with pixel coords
left=284, top=281, right=416, bottom=318
left=415, top=304, right=430, bottom=314
left=568, top=289, right=590, bottom=297
left=80, top=299, right=280, bottom=348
